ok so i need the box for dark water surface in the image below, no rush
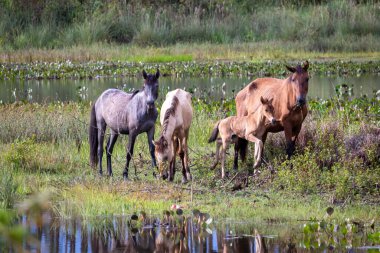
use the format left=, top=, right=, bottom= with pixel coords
left=0, top=75, right=379, bottom=103
left=9, top=213, right=379, bottom=253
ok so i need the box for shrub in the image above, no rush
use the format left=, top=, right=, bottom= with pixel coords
left=4, top=137, right=38, bottom=172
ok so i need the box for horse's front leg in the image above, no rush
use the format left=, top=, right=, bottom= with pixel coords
left=147, top=127, right=157, bottom=168
left=292, top=124, right=302, bottom=145
left=245, top=134, right=263, bottom=169
left=124, top=132, right=137, bottom=180
left=283, top=122, right=295, bottom=158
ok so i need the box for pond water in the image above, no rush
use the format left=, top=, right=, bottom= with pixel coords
left=6, top=213, right=378, bottom=253
left=0, top=75, right=379, bottom=103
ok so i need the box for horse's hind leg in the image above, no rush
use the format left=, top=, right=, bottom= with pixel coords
left=106, top=130, right=119, bottom=176
left=211, top=138, right=222, bottom=169
left=220, top=140, right=230, bottom=179
left=97, top=121, right=106, bottom=175
left=233, top=141, right=239, bottom=171
left=123, top=132, right=137, bottom=180
left=169, top=138, right=179, bottom=182
left=179, top=132, right=191, bottom=183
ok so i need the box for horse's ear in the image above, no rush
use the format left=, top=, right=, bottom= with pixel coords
left=286, top=65, right=296, bottom=73
left=155, top=69, right=160, bottom=79
left=260, top=96, right=266, bottom=104
left=143, top=70, right=148, bottom=80
left=268, top=97, right=274, bottom=104
left=302, top=61, right=309, bottom=71
left=152, top=140, right=157, bottom=146
left=163, top=138, right=168, bottom=147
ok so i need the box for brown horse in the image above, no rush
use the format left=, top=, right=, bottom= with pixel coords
left=234, top=61, right=309, bottom=170
left=153, top=89, right=193, bottom=183
left=208, top=97, right=278, bottom=178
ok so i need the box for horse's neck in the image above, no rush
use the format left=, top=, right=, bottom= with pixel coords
left=282, top=77, right=297, bottom=107
left=248, top=106, right=265, bottom=127
left=161, top=115, right=177, bottom=142
left=133, top=92, right=149, bottom=115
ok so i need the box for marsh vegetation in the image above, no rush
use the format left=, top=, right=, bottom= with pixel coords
left=0, top=1, right=379, bottom=251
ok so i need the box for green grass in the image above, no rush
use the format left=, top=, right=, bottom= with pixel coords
left=127, top=54, right=193, bottom=63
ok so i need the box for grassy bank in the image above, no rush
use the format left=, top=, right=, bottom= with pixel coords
left=1, top=1, right=379, bottom=52
left=2, top=43, right=380, bottom=63
left=0, top=93, right=379, bottom=222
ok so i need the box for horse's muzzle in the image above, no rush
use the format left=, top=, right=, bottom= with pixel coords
left=158, top=163, right=168, bottom=180
left=296, top=98, right=306, bottom=107
left=271, top=118, right=278, bottom=125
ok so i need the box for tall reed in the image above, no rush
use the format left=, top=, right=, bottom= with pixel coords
left=0, top=0, right=378, bottom=51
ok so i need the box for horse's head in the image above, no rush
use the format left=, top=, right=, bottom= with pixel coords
left=143, top=69, right=160, bottom=110
left=286, top=61, right=309, bottom=107
left=153, top=136, right=173, bottom=179
left=260, top=96, right=277, bottom=125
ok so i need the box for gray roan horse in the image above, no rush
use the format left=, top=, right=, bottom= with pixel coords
left=89, top=69, right=160, bottom=179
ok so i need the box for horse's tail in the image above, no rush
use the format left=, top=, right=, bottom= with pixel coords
left=208, top=121, right=220, bottom=143
left=89, top=104, right=98, bottom=167
left=237, top=138, right=248, bottom=161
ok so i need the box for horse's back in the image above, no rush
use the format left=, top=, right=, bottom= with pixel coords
left=236, top=78, right=285, bottom=116
left=96, top=88, right=131, bottom=106
left=161, top=89, right=193, bottom=130
left=95, top=88, right=132, bottom=131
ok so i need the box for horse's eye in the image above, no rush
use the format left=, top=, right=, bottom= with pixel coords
left=306, top=77, right=309, bottom=82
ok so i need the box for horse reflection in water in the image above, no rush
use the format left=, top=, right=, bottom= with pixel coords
left=22, top=213, right=270, bottom=253
left=106, top=220, right=268, bottom=253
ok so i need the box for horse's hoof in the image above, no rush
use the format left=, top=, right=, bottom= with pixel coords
left=181, top=177, right=188, bottom=184
left=186, top=173, right=192, bottom=181
left=123, top=173, right=129, bottom=181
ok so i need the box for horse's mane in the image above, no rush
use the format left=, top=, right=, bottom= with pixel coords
left=131, top=89, right=140, bottom=98
left=156, top=96, right=179, bottom=151
left=162, top=95, right=179, bottom=135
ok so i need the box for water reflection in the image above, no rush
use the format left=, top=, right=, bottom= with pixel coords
left=11, top=213, right=376, bottom=253
left=0, top=75, right=379, bottom=103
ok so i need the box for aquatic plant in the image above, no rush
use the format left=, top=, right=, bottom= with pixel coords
left=301, top=207, right=380, bottom=250
left=1, top=60, right=379, bottom=80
